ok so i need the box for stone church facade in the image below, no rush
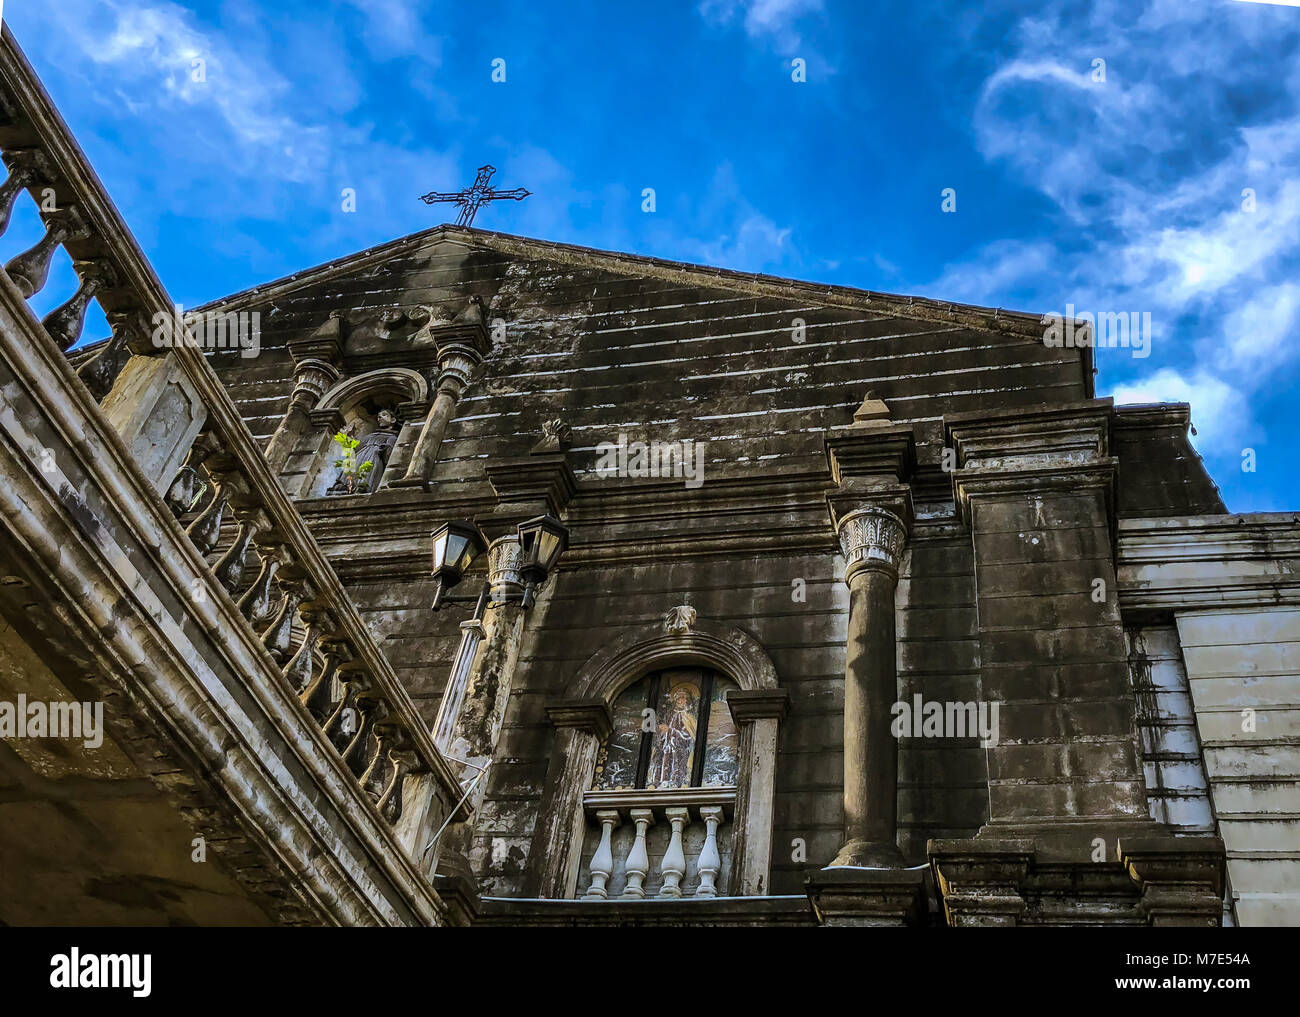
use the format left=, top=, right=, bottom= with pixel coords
left=0, top=27, right=1295, bottom=926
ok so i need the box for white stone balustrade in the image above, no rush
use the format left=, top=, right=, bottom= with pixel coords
left=578, top=793, right=735, bottom=900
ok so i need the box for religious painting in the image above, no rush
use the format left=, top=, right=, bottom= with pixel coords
left=591, top=668, right=740, bottom=792
left=591, top=678, right=648, bottom=790
left=646, top=671, right=702, bottom=789
left=701, top=678, right=740, bottom=786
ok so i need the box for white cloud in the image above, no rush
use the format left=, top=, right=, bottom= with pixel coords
left=931, top=0, right=1300, bottom=458
left=698, top=0, right=825, bottom=55
left=1110, top=369, right=1247, bottom=453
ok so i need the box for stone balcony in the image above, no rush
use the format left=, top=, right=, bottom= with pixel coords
left=0, top=24, right=465, bottom=925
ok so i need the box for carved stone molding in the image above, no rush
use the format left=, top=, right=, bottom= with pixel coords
left=943, top=399, right=1119, bottom=529
left=545, top=698, right=613, bottom=740
left=316, top=366, right=430, bottom=415
left=571, top=617, right=779, bottom=701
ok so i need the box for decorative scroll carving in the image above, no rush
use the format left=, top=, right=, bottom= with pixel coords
left=664, top=604, right=697, bottom=634
left=532, top=418, right=572, bottom=454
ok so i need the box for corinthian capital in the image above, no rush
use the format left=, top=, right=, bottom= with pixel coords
left=836, top=507, right=908, bottom=584
left=486, top=535, right=524, bottom=601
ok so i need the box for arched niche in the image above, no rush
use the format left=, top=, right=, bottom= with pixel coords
left=525, top=615, right=788, bottom=900
left=295, top=368, right=429, bottom=498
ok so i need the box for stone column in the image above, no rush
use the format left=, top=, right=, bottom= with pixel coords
left=524, top=698, right=612, bottom=899
left=819, top=404, right=916, bottom=870
left=434, top=534, right=529, bottom=885
left=830, top=505, right=909, bottom=867
left=726, top=688, right=789, bottom=895
left=390, top=346, right=479, bottom=488
left=442, top=534, right=527, bottom=795
left=263, top=356, right=339, bottom=472
left=264, top=310, right=344, bottom=474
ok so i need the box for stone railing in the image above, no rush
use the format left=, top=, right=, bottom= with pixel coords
left=0, top=26, right=463, bottom=876
left=580, top=787, right=735, bottom=900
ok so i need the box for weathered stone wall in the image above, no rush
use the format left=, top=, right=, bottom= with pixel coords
left=193, top=228, right=1233, bottom=900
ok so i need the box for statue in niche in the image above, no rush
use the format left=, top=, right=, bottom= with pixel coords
left=328, top=408, right=399, bottom=495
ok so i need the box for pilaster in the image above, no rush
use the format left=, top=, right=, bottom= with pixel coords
left=726, top=688, right=789, bottom=896
left=945, top=399, right=1153, bottom=859
left=525, top=699, right=612, bottom=898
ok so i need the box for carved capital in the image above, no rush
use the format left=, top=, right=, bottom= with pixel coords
left=289, top=357, right=340, bottom=414
left=835, top=506, right=908, bottom=584
left=436, top=346, right=482, bottom=392
left=486, top=535, right=524, bottom=600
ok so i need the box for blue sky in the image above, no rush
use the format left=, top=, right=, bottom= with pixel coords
left=10, top=0, right=1300, bottom=511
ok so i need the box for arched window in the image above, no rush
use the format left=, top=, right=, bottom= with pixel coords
left=592, top=668, right=739, bottom=791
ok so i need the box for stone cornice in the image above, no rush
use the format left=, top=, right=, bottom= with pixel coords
left=545, top=698, right=612, bottom=739
left=945, top=399, right=1113, bottom=468
left=483, top=452, right=577, bottom=521
left=824, top=420, right=916, bottom=485
left=1117, top=513, right=1300, bottom=611
left=726, top=688, right=790, bottom=723
left=944, top=400, right=1118, bottom=529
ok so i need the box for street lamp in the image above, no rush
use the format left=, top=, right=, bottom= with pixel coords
left=516, top=514, right=569, bottom=608
left=430, top=520, right=487, bottom=610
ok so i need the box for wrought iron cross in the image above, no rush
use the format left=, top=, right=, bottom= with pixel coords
left=419, top=164, right=530, bottom=227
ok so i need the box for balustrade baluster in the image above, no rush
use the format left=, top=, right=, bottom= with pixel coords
left=42, top=262, right=113, bottom=351
left=164, top=435, right=216, bottom=517
left=376, top=746, right=418, bottom=824
left=212, top=517, right=263, bottom=594
left=185, top=480, right=226, bottom=555
left=0, top=150, right=44, bottom=237
left=324, top=668, right=367, bottom=749
left=621, top=808, right=654, bottom=899
left=237, top=553, right=280, bottom=625
left=581, top=810, right=620, bottom=900
left=695, top=806, right=724, bottom=898
left=657, top=807, right=689, bottom=898
left=77, top=328, right=131, bottom=401
left=302, top=640, right=345, bottom=722
left=260, top=574, right=309, bottom=663
left=282, top=610, right=323, bottom=695
left=5, top=207, right=83, bottom=298
left=342, top=696, right=384, bottom=776
left=360, top=722, right=400, bottom=799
